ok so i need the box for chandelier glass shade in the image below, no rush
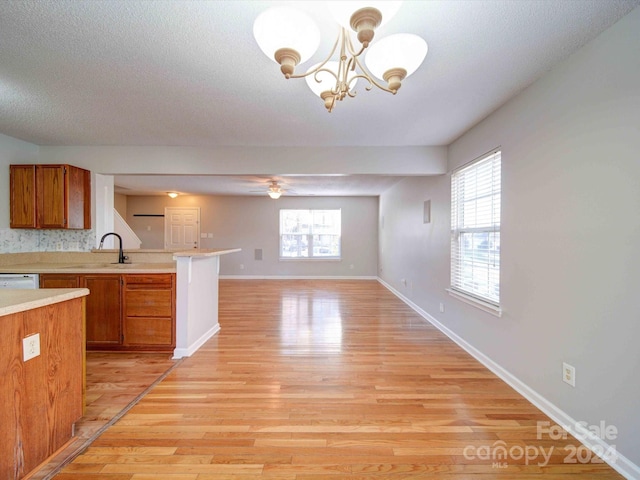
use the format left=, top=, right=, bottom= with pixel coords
left=253, top=1, right=428, bottom=112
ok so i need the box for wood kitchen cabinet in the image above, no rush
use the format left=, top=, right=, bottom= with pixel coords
left=0, top=294, right=85, bottom=479
left=9, top=164, right=91, bottom=229
left=123, top=274, right=176, bottom=349
left=83, top=275, right=123, bottom=347
left=40, top=273, right=122, bottom=346
left=40, top=272, right=175, bottom=352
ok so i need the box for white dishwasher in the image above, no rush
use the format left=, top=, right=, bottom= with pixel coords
left=0, top=274, right=40, bottom=289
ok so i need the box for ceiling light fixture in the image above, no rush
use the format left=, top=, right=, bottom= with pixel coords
left=253, top=1, right=428, bottom=112
left=167, top=192, right=178, bottom=198
left=267, top=181, right=282, bottom=199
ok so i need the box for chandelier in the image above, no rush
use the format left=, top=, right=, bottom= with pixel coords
left=253, top=1, right=428, bottom=112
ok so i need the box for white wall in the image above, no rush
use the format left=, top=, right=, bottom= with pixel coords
left=379, top=8, right=640, bottom=474
left=93, top=174, right=114, bottom=248
left=126, top=194, right=379, bottom=277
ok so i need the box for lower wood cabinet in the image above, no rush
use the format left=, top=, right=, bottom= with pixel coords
left=0, top=296, right=84, bottom=478
left=123, top=274, right=175, bottom=348
left=83, top=275, right=122, bottom=347
left=40, top=272, right=176, bottom=352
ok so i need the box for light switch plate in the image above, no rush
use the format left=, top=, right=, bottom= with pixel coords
left=23, top=333, right=41, bottom=362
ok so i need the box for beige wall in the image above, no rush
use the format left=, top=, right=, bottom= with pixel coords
left=126, top=194, right=378, bottom=277
left=114, top=193, right=127, bottom=217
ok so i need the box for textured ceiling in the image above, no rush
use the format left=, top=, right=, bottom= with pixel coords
left=1, top=0, right=638, bottom=195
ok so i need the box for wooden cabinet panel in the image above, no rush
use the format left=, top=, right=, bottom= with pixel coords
left=9, top=164, right=36, bottom=228
left=124, top=317, right=173, bottom=345
left=125, top=290, right=172, bottom=317
left=36, top=165, right=66, bottom=228
left=83, top=275, right=122, bottom=346
left=123, top=273, right=175, bottom=349
left=67, top=165, right=91, bottom=229
left=9, top=164, right=91, bottom=230
left=0, top=298, right=84, bottom=478
left=39, top=274, right=79, bottom=289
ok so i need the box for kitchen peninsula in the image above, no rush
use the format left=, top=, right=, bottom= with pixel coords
left=0, top=248, right=240, bottom=359
left=0, top=287, right=89, bottom=479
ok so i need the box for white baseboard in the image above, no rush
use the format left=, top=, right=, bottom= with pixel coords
left=378, top=277, right=639, bottom=480
left=220, top=275, right=378, bottom=280
left=172, top=323, right=221, bottom=359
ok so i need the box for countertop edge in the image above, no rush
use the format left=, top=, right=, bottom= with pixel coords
left=172, top=248, right=242, bottom=258
left=0, top=288, right=90, bottom=317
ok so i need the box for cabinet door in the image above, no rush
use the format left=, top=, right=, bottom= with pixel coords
left=36, top=165, right=67, bottom=228
left=67, top=165, right=91, bottom=229
left=39, top=274, right=80, bottom=289
left=9, top=165, right=37, bottom=228
left=123, top=274, right=175, bottom=348
left=83, top=275, right=122, bottom=346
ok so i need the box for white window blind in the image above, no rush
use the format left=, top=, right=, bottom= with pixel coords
left=280, top=209, right=341, bottom=259
left=451, top=149, right=501, bottom=306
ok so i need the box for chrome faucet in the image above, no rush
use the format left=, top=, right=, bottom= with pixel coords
left=99, top=232, right=128, bottom=264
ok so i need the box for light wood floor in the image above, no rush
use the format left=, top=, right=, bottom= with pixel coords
left=30, top=352, right=178, bottom=480
left=52, top=280, right=621, bottom=479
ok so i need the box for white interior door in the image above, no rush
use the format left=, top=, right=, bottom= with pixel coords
left=164, top=207, right=200, bottom=250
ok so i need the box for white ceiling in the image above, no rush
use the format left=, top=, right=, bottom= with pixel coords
left=1, top=0, right=638, bottom=196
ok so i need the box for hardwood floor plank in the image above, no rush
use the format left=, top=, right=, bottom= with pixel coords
left=50, top=280, right=622, bottom=479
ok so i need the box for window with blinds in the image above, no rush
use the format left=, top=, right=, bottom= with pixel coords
left=450, top=149, right=501, bottom=307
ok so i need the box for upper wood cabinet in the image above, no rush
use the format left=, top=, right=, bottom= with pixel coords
left=10, top=164, right=91, bottom=229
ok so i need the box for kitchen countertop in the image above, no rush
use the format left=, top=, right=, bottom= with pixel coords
left=0, top=249, right=241, bottom=275
left=0, top=262, right=177, bottom=274
left=173, top=248, right=241, bottom=258
left=0, top=288, right=90, bottom=317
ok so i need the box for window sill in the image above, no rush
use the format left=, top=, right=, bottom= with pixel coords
left=446, top=288, right=502, bottom=317
left=279, top=258, right=341, bottom=262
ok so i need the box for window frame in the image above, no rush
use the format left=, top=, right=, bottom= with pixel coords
left=449, top=148, right=502, bottom=316
left=279, top=209, right=342, bottom=260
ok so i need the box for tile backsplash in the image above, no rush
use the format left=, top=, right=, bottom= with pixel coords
left=0, top=228, right=95, bottom=253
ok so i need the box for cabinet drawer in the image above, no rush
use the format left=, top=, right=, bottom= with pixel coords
left=124, top=274, right=173, bottom=287
left=125, top=290, right=172, bottom=317
left=124, top=317, right=173, bottom=345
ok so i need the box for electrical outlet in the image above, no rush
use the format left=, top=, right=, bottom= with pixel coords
left=439, top=302, right=445, bottom=313
left=23, top=333, right=41, bottom=362
left=239, top=264, right=245, bottom=270
left=563, top=362, right=576, bottom=387
left=55, top=242, right=63, bottom=251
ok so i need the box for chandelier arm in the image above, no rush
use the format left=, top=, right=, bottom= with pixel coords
left=350, top=53, right=397, bottom=94
left=343, top=30, right=396, bottom=94
left=313, top=68, right=343, bottom=95
left=344, top=32, right=368, bottom=60
left=346, top=74, right=375, bottom=97
left=287, top=29, right=343, bottom=80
